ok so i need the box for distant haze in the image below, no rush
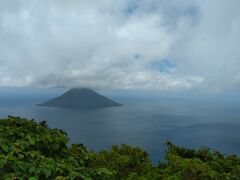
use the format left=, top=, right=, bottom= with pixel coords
left=38, top=88, right=122, bottom=108
left=0, top=0, right=239, bottom=92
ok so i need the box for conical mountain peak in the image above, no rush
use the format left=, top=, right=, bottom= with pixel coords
left=38, top=88, right=122, bottom=108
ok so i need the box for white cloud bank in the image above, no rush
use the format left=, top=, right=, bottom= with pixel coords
left=0, top=0, right=239, bottom=91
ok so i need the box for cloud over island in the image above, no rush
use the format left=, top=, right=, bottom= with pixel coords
left=0, top=0, right=239, bottom=91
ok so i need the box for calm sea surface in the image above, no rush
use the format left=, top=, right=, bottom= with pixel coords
left=0, top=90, right=240, bottom=163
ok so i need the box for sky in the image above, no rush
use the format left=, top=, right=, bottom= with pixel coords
left=0, top=0, right=239, bottom=92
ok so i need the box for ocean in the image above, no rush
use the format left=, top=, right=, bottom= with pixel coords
left=0, top=88, right=240, bottom=163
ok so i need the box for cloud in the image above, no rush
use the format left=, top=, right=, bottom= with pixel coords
left=174, top=0, right=240, bottom=91
left=0, top=0, right=239, bottom=91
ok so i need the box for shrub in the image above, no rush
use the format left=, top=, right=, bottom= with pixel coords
left=0, top=116, right=239, bottom=179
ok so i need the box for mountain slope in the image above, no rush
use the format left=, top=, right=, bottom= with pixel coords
left=38, top=88, right=122, bottom=108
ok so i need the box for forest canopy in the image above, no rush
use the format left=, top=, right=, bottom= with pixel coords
left=0, top=116, right=239, bottom=179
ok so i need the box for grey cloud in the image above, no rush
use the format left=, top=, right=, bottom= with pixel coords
left=0, top=0, right=239, bottom=91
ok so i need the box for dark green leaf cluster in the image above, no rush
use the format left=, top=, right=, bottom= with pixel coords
left=159, top=141, right=240, bottom=179
left=0, top=116, right=239, bottom=179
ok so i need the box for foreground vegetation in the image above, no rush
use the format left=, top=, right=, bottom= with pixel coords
left=0, top=116, right=240, bottom=179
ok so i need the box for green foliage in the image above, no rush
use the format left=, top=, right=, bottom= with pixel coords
left=90, top=144, right=160, bottom=179
left=159, top=140, right=240, bottom=179
left=0, top=116, right=239, bottom=179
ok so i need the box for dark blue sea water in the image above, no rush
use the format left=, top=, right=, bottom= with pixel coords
left=0, top=88, right=240, bottom=163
